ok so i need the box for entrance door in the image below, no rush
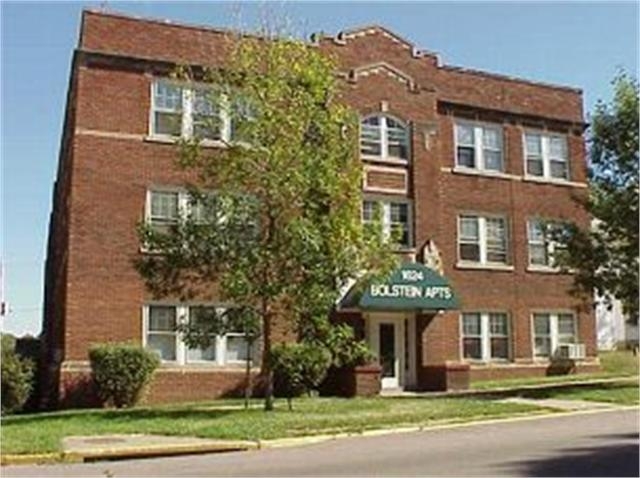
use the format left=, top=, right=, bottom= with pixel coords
left=379, top=323, right=399, bottom=389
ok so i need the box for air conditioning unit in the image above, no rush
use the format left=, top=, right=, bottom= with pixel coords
left=555, top=343, right=586, bottom=360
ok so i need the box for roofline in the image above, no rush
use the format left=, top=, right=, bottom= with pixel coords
left=82, top=8, right=237, bottom=37
left=440, top=64, right=583, bottom=94
left=81, top=9, right=584, bottom=96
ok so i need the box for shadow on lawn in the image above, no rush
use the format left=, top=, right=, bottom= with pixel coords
left=501, top=432, right=640, bottom=477
left=2, top=407, right=243, bottom=426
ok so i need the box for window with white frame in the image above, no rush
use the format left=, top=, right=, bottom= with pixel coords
left=362, top=198, right=412, bottom=247
left=527, top=219, right=568, bottom=268
left=148, top=191, right=180, bottom=235
left=146, top=306, right=178, bottom=361
left=455, top=122, right=504, bottom=172
left=151, top=80, right=227, bottom=142
left=461, top=312, right=510, bottom=361
left=144, top=305, right=257, bottom=365
left=147, top=189, right=219, bottom=230
left=360, top=115, right=409, bottom=162
left=533, top=312, right=577, bottom=358
left=524, top=132, right=570, bottom=180
left=458, top=215, right=509, bottom=265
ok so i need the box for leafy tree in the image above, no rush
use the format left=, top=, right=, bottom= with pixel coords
left=556, top=72, right=639, bottom=323
left=136, top=30, right=395, bottom=410
left=1, top=334, right=34, bottom=414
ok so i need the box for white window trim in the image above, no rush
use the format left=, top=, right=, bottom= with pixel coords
left=143, top=304, right=255, bottom=367
left=454, top=121, right=504, bottom=173
left=526, top=218, right=567, bottom=272
left=360, top=115, right=410, bottom=164
left=531, top=311, right=578, bottom=360
left=149, top=79, right=230, bottom=147
left=457, top=214, right=510, bottom=267
left=363, top=195, right=413, bottom=249
left=142, top=188, right=193, bottom=253
left=523, top=130, right=570, bottom=182
left=459, top=312, right=511, bottom=363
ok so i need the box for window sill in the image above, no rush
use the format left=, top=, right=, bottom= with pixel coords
left=464, top=359, right=512, bottom=366
left=158, top=363, right=259, bottom=371
left=451, top=167, right=517, bottom=181
left=361, top=155, right=409, bottom=167
left=144, top=135, right=229, bottom=149
left=456, top=262, right=514, bottom=272
left=522, top=175, right=587, bottom=188
left=526, top=265, right=575, bottom=275
left=527, top=265, right=560, bottom=274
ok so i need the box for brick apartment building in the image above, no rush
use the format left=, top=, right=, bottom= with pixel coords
left=41, top=9, right=598, bottom=407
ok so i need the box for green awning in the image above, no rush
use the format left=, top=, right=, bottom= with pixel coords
left=340, top=262, right=460, bottom=311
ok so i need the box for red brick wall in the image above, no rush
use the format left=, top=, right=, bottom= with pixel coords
left=41, top=10, right=596, bottom=406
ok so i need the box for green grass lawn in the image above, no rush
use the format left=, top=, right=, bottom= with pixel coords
left=1, top=397, right=545, bottom=456
left=472, top=350, right=639, bottom=390
left=520, top=384, right=640, bottom=406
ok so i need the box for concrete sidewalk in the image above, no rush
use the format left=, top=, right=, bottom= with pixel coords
left=499, top=397, right=617, bottom=411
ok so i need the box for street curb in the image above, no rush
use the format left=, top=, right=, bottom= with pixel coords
left=1, top=441, right=258, bottom=466
left=258, top=405, right=639, bottom=450
left=0, top=453, right=72, bottom=466
left=2, top=405, right=637, bottom=466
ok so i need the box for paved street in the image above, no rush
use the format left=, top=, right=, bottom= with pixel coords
left=3, top=408, right=639, bottom=477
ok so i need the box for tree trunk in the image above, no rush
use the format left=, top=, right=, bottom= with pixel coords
left=262, top=301, right=274, bottom=411
left=244, top=341, right=253, bottom=410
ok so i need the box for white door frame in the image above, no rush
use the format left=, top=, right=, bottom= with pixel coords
left=366, top=312, right=414, bottom=390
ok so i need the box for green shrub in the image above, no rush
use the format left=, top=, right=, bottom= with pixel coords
left=271, top=342, right=331, bottom=410
left=1, top=334, right=34, bottom=415
left=89, top=342, right=160, bottom=408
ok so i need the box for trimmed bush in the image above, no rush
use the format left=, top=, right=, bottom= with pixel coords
left=1, top=334, right=34, bottom=415
left=89, top=342, right=160, bottom=408
left=271, top=342, right=331, bottom=410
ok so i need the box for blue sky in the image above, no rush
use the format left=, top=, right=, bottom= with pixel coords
left=1, top=1, right=638, bottom=336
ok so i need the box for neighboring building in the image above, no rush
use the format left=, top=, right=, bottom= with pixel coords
left=41, top=10, right=599, bottom=407
left=596, top=298, right=639, bottom=350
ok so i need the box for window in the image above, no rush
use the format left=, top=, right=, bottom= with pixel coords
left=147, top=190, right=219, bottom=230
left=360, top=115, right=409, bottom=162
left=533, top=312, right=577, bottom=358
left=524, top=132, right=569, bottom=180
left=149, top=191, right=180, bottom=235
left=461, top=312, right=510, bottom=361
left=144, top=305, right=257, bottom=366
left=151, top=80, right=228, bottom=142
left=152, top=82, right=183, bottom=136
left=363, top=198, right=412, bottom=247
left=146, top=306, right=178, bottom=361
left=527, top=219, right=568, bottom=268
left=455, top=123, right=503, bottom=172
left=185, top=306, right=217, bottom=363
left=458, top=215, right=509, bottom=265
